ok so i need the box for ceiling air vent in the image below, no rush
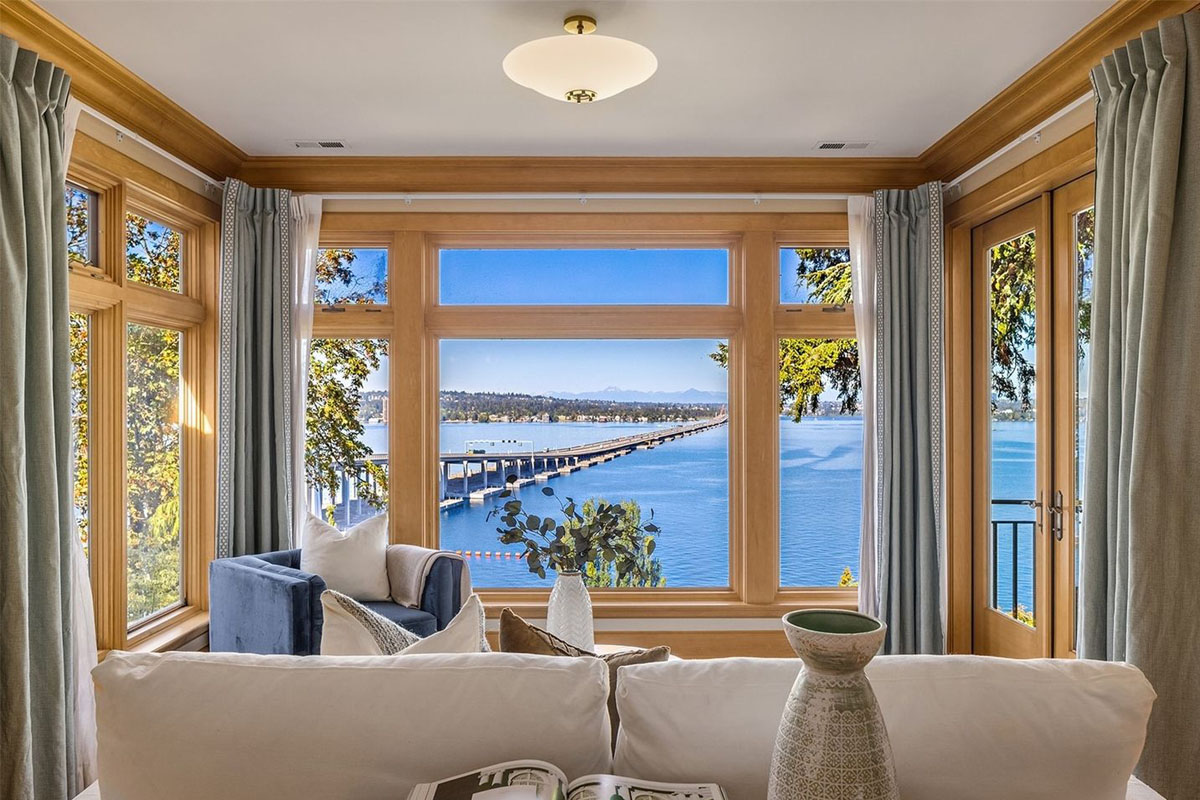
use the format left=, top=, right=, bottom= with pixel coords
left=813, top=140, right=872, bottom=151
left=293, top=140, right=348, bottom=150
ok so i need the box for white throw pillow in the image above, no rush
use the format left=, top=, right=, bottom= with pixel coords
left=94, top=650, right=612, bottom=800
left=613, top=655, right=1156, bottom=800
left=319, top=592, right=488, bottom=657
left=299, top=513, right=389, bottom=601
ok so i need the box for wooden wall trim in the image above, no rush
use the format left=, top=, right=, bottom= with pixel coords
left=9, top=0, right=1193, bottom=196
left=0, top=0, right=244, bottom=179
left=236, top=156, right=929, bottom=195
left=945, top=125, right=1096, bottom=227
left=919, top=0, right=1194, bottom=182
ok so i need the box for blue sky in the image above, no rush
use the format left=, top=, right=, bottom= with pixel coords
left=440, top=338, right=728, bottom=397
left=440, top=248, right=728, bottom=305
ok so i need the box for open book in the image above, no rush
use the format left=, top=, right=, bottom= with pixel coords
left=407, top=759, right=727, bottom=800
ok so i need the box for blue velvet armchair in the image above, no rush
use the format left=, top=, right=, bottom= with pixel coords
left=208, top=548, right=466, bottom=655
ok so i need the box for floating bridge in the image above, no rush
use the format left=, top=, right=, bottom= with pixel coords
left=438, top=415, right=728, bottom=507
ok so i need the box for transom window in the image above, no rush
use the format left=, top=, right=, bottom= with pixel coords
left=316, top=247, right=388, bottom=304
left=126, top=211, right=183, bottom=292
left=439, top=248, right=730, bottom=305
left=66, top=183, right=98, bottom=267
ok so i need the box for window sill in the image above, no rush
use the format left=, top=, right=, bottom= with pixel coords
left=479, top=588, right=857, bottom=619
left=121, top=607, right=209, bottom=655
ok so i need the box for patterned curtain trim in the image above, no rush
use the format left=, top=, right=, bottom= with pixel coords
left=216, top=179, right=294, bottom=559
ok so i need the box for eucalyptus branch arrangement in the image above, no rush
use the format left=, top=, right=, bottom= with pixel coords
left=488, top=476, right=661, bottom=585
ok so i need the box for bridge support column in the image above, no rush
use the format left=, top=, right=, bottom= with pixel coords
left=462, top=460, right=469, bottom=494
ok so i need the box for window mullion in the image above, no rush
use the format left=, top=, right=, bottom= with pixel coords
left=741, top=231, right=780, bottom=603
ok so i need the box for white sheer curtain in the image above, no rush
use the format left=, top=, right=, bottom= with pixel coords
left=64, top=95, right=99, bottom=789
left=290, top=195, right=323, bottom=544
left=848, top=195, right=878, bottom=617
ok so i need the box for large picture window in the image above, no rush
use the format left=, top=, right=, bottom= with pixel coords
left=438, top=337, right=730, bottom=588
left=306, top=221, right=861, bottom=619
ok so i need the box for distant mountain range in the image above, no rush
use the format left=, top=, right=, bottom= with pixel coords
left=549, top=386, right=728, bottom=404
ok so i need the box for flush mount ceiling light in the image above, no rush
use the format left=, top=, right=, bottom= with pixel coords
left=502, top=14, right=657, bottom=103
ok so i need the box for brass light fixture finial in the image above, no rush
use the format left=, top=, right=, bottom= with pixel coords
left=564, top=15, right=598, bottom=35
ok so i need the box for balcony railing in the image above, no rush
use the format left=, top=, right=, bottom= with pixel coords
left=991, top=498, right=1036, bottom=626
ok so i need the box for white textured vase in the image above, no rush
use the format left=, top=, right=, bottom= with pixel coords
left=767, top=609, right=899, bottom=800
left=545, top=570, right=595, bottom=651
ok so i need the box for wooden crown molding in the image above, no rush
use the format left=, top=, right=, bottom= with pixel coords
left=235, top=155, right=929, bottom=195
left=6, top=0, right=1195, bottom=194
left=918, top=0, right=1196, bottom=182
left=0, top=0, right=245, bottom=179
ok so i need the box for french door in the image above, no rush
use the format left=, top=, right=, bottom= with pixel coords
left=971, top=175, right=1095, bottom=658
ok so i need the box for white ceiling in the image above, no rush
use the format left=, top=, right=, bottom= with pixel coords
left=44, top=0, right=1110, bottom=158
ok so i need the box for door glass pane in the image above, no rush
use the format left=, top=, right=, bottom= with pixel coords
left=70, top=313, right=90, bottom=559
left=988, top=231, right=1037, bottom=626
left=316, top=247, right=388, bottom=305
left=1073, top=207, right=1095, bottom=641
left=126, top=324, right=183, bottom=625
left=126, top=212, right=183, bottom=293
left=439, top=249, right=729, bottom=305
left=779, top=247, right=852, bottom=305
left=438, top=338, right=729, bottom=588
left=305, top=338, right=389, bottom=529
left=778, top=337, right=862, bottom=587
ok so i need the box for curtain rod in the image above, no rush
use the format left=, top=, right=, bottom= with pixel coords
left=77, top=103, right=226, bottom=193
left=943, top=92, right=1094, bottom=191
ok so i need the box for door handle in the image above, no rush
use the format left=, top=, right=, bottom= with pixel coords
left=1050, top=490, right=1065, bottom=541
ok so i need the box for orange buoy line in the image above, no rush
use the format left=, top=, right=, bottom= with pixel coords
left=454, top=549, right=517, bottom=560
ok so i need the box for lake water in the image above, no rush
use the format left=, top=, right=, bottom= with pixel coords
left=363, top=419, right=1037, bottom=606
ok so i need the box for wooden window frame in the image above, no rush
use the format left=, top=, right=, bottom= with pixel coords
left=67, top=133, right=218, bottom=653
left=314, top=212, right=857, bottom=618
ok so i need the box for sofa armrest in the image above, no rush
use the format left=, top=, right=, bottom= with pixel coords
left=208, top=557, right=326, bottom=655
left=421, top=555, right=466, bottom=631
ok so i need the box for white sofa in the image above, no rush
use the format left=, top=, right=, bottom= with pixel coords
left=79, top=651, right=1161, bottom=800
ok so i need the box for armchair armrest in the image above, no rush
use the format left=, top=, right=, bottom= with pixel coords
left=385, top=545, right=469, bottom=632
left=209, top=555, right=326, bottom=655
left=421, top=555, right=467, bottom=631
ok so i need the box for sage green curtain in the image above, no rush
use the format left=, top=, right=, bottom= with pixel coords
left=873, top=181, right=945, bottom=655
left=0, top=34, right=78, bottom=800
left=216, top=179, right=295, bottom=557
left=1080, top=11, right=1200, bottom=797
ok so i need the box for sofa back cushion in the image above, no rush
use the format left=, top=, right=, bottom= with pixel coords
left=613, top=655, right=1155, bottom=800
left=95, top=651, right=612, bottom=800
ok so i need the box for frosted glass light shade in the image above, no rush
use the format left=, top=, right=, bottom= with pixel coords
left=503, top=34, right=657, bottom=103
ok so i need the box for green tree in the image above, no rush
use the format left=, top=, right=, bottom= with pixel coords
left=305, top=249, right=389, bottom=522
left=988, top=234, right=1037, bottom=411
left=123, top=212, right=184, bottom=622
left=68, top=313, right=90, bottom=555
left=712, top=248, right=860, bottom=420
left=711, top=243, right=1067, bottom=418
left=567, top=499, right=665, bottom=588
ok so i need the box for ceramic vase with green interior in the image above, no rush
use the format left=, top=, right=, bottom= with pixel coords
left=767, top=608, right=899, bottom=800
